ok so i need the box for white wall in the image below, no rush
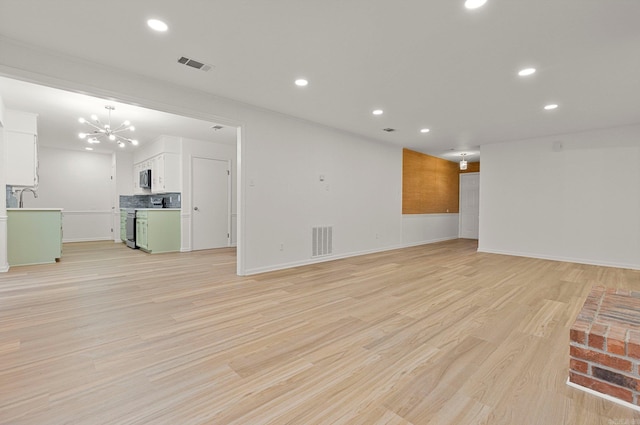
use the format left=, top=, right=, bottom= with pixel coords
left=479, top=124, right=640, bottom=270
left=242, top=113, right=403, bottom=274
left=402, top=214, right=459, bottom=247
left=0, top=94, right=7, bottom=271
left=27, top=146, right=114, bottom=242
left=0, top=37, right=451, bottom=275
left=0, top=93, right=5, bottom=125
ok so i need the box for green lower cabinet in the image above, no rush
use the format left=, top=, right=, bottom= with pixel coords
left=7, top=209, right=63, bottom=266
left=135, top=210, right=180, bottom=253
left=135, top=215, right=148, bottom=250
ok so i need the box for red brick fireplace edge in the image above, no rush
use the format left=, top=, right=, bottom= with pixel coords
left=569, top=285, right=640, bottom=410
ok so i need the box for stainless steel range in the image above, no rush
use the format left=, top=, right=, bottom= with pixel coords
left=125, top=209, right=137, bottom=249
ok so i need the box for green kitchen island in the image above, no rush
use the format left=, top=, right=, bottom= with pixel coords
left=7, top=208, right=63, bottom=266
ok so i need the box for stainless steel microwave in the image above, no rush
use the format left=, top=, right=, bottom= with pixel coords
left=140, top=169, right=151, bottom=189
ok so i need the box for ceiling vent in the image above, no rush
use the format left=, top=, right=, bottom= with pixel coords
left=382, top=128, right=396, bottom=132
left=177, top=56, right=213, bottom=72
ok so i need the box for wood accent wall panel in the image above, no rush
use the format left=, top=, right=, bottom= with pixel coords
left=402, top=148, right=460, bottom=214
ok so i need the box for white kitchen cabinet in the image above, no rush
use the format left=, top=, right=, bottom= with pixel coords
left=133, top=162, right=141, bottom=193
left=4, top=110, right=38, bottom=187
left=151, top=153, right=180, bottom=193
left=152, top=155, right=163, bottom=190
left=5, top=131, right=38, bottom=187
left=132, top=153, right=180, bottom=194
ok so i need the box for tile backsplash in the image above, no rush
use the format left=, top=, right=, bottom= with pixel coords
left=6, top=186, right=17, bottom=208
left=119, top=192, right=181, bottom=209
left=7, top=186, right=181, bottom=210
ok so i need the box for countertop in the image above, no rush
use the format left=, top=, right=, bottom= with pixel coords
left=7, top=208, right=64, bottom=211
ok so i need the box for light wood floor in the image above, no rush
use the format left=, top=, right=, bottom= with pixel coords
left=1, top=240, right=640, bottom=424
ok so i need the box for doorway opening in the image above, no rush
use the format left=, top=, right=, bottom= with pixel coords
left=0, top=75, right=243, bottom=274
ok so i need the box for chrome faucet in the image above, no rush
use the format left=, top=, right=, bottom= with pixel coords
left=18, top=188, right=38, bottom=208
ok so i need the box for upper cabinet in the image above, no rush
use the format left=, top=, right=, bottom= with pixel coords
left=151, top=153, right=180, bottom=194
left=133, top=152, right=180, bottom=194
left=132, top=135, right=181, bottom=194
left=4, top=110, right=38, bottom=187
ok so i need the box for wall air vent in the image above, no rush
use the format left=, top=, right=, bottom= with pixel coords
left=312, top=226, right=333, bottom=257
left=177, top=56, right=213, bottom=72
left=382, top=128, right=396, bottom=132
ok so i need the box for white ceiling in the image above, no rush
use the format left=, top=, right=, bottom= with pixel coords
left=1, top=0, right=639, bottom=162
left=0, top=76, right=237, bottom=153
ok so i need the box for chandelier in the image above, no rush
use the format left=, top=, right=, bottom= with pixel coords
left=78, top=106, right=138, bottom=147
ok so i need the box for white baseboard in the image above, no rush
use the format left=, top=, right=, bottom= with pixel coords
left=179, top=245, right=236, bottom=253
left=243, top=238, right=459, bottom=276
left=63, top=237, right=114, bottom=243
left=243, top=243, right=405, bottom=276
left=401, top=236, right=458, bottom=248
left=566, top=378, right=640, bottom=412
left=478, top=248, right=640, bottom=271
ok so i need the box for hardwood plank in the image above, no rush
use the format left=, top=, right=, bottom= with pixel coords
left=0, top=239, right=639, bottom=424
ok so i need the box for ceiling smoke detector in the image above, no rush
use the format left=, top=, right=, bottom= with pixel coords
left=177, top=56, right=213, bottom=72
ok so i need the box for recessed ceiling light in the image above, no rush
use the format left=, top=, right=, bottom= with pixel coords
left=85, top=147, right=93, bottom=151
left=372, top=109, right=384, bottom=116
left=295, top=79, right=308, bottom=87
left=420, top=128, right=430, bottom=134
left=518, top=68, right=536, bottom=77
left=465, top=0, right=488, bottom=10
left=147, top=19, right=168, bottom=32
left=544, top=104, right=559, bottom=110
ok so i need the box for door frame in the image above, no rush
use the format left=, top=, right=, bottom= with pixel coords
left=190, top=155, right=232, bottom=250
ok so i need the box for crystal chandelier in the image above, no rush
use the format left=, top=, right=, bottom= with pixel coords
left=78, top=106, right=138, bottom=147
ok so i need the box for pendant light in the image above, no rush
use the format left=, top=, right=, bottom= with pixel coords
left=460, top=153, right=468, bottom=170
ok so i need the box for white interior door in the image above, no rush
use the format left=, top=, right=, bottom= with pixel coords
left=192, top=157, right=230, bottom=250
left=459, top=172, right=480, bottom=239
